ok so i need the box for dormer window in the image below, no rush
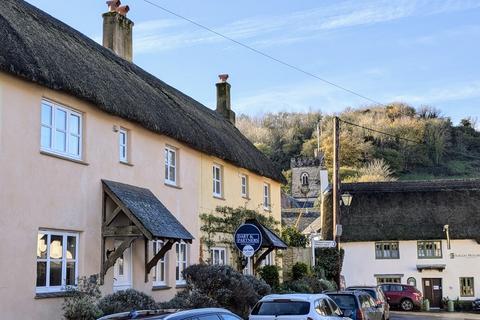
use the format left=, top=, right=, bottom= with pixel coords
left=301, top=172, right=309, bottom=186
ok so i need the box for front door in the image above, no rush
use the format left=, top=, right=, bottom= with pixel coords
left=113, top=240, right=132, bottom=291
left=422, top=278, right=443, bottom=308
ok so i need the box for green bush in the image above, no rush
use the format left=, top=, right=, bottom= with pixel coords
left=314, top=248, right=344, bottom=281
left=98, top=289, right=157, bottom=315
left=259, top=265, right=280, bottom=289
left=62, top=275, right=103, bottom=320
left=281, top=276, right=336, bottom=293
left=292, top=262, right=309, bottom=280
left=159, top=264, right=271, bottom=318
left=281, top=227, right=308, bottom=248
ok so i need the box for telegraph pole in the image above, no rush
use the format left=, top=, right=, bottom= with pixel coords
left=332, top=116, right=341, bottom=288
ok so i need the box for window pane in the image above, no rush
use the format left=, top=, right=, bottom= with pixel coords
left=67, top=236, right=76, bottom=259
left=49, top=261, right=63, bottom=286
left=37, top=233, right=48, bottom=259
left=66, top=262, right=76, bottom=286
left=169, top=166, right=176, bottom=182
left=55, top=130, right=67, bottom=152
left=50, top=235, right=63, bottom=259
left=41, top=104, right=52, bottom=125
left=69, top=114, right=80, bottom=135
left=69, top=135, right=80, bottom=156
left=165, top=163, right=169, bottom=180
left=41, top=126, right=52, bottom=148
left=169, top=150, right=176, bottom=166
left=36, top=262, right=47, bottom=287
left=55, top=109, right=67, bottom=131
left=118, top=254, right=124, bottom=276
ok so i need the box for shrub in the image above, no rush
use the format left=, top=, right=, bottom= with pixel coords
left=98, top=289, right=157, bottom=315
left=259, top=265, right=280, bottom=289
left=314, top=248, right=344, bottom=281
left=62, top=275, right=103, bottom=320
left=160, top=264, right=271, bottom=318
left=282, top=276, right=336, bottom=294
left=281, top=227, right=308, bottom=248
left=292, top=262, right=309, bottom=280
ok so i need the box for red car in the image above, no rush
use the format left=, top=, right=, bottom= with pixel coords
left=379, top=284, right=422, bottom=311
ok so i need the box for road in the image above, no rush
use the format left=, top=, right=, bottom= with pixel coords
left=390, top=311, right=480, bottom=320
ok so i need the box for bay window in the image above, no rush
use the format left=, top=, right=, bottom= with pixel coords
left=176, top=242, right=188, bottom=285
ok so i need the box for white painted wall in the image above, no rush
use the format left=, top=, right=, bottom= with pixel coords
left=342, top=239, right=480, bottom=301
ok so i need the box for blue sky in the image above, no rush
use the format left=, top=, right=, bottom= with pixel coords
left=26, top=0, right=480, bottom=125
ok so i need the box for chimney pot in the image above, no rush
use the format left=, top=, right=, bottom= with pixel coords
left=116, top=5, right=130, bottom=16
left=216, top=74, right=235, bottom=125
left=218, top=74, right=229, bottom=83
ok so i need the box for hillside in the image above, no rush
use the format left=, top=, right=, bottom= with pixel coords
left=237, top=104, right=480, bottom=185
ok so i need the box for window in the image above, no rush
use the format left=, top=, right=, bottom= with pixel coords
left=417, top=240, right=442, bottom=258
left=213, top=164, right=223, bottom=197
left=460, top=277, right=474, bottom=297
left=165, top=146, right=177, bottom=185
left=36, top=230, right=78, bottom=293
left=240, top=174, right=248, bottom=198
left=377, top=277, right=402, bottom=284
left=41, top=99, right=82, bottom=159
left=210, top=247, right=227, bottom=265
left=152, top=240, right=166, bottom=286
left=301, top=172, right=309, bottom=186
left=175, top=242, right=188, bottom=285
left=375, top=241, right=400, bottom=259
left=407, top=277, right=417, bottom=287
left=119, top=128, right=128, bottom=163
left=263, top=183, right=271, bottom=210
left=261, top=251, right=273, bottom=267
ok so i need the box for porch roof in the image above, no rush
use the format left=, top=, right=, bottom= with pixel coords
left=245, top=219, right=288, bottom=249
left=102, top=180, right=194, bottom=242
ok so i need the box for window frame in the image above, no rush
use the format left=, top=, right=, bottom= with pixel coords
left=240, top=174, right=249, bottom=198
left=36, top=230, right=79, bottom=293
left=375, top=241, right=400, bottom=259
left=151, top=240, right=167, bottom=286
left=119, top=128, right=129, bottom=163
left=210, top=247, right=227, bottom=266
left=376, top=276, right=402, bottom=284
left=417, top=240, right=442, bottom=259
left=213, top=164, right=223, bottom=198
left=263, top=183, right=271, bottom=210
left=164, top=146, right=178, bottom=186
left=301, top=172, right=309, bottom=186
left=40, top=99, right=83, bottom=160
left=460, top=277, right=475, bottom=297
left=175, top=241, right=188, bottom=285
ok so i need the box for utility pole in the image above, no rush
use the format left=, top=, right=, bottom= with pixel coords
left=332, top=116, right=341, bottom=288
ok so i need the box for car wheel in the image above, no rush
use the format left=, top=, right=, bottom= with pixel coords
left=400, top=299, right=414, bottom=311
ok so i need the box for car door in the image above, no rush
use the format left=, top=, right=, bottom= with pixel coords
left=366, top=295, right=383, bottom=320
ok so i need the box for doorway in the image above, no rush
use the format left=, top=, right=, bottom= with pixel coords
left=113, top=240, right=132, bottom=291
left=422, top=278, right=443, bottom=308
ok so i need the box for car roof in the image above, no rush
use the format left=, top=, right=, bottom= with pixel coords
left=164, top=308, right=234, bottom=319
left=326, top=291, right=366, bottom=297
left=97, top=308, right=234, bottom=320
left=347, top=286, right=379, bottom=289
left=260, top=293, right=329, bottom=302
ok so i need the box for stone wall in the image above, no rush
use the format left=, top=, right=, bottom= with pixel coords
left=282, top=247, right=312, bottom=280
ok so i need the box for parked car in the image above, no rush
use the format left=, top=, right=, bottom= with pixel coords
left=97, top=308, right=242, bottom=320
left=327, top=291, right=383, bottom=320
left=379, top=284, right=422, bottom=311
left=249, top=293, right=352, bottom=319
left=473, top=298, right=480, bottom=311
left=346, top=286, right=390, bottom=320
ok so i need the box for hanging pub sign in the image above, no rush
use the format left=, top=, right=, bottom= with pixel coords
left=234, top=223, right=263, bottom=258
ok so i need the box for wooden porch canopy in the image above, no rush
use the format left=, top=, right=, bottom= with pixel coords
left=100, top=180, right=194, bottom=283
left=244, top=219, right=288, bottom=271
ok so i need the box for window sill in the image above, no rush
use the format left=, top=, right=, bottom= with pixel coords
left=40, top=151, right=89, bottom=166
left=263, top=207, right=272, bottom=212
left=152, top=285, right=171, bottom=291
left=242, top=196, right=251, bottom=200
left=175, top=283, right=187, bottom=289
left=120, top=161, right=134, bottom=167
left=164, top=182, right=182, bottom=190
left=213, top=195, right=225, bottom=200
left=35, top=291, right=73, bottom=299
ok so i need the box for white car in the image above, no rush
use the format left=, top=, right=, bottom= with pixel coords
left=249, top=293, right=353, bottom=320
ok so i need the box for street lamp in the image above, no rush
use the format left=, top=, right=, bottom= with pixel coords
left=341, top=193, right=353, bottom=207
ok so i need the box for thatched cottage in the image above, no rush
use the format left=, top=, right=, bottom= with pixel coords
left=0, top=0, right=285, bottom=318
left=322, top=179, right=480, bottom=308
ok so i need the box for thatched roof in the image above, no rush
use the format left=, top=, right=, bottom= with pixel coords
left=0, top=0, right=285, bottom=183
left=321, top=179, right=480, bottom=243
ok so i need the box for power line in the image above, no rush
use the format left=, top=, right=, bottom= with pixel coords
left=141, top=0, right=384, bottom=106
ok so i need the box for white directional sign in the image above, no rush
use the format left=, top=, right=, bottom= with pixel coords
left=242, top=245, right=255, bottom=257
left=313, top=240, right=337, bottom=248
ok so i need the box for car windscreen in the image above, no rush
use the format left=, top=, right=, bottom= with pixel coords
left=327, top=295, right=357, bottom=310
left=251, top=301, right=310, bottom=315
left=361, top=289, right=377, bottom=299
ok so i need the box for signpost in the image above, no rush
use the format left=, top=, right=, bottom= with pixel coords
left=234, top=223, right=263, bottom=257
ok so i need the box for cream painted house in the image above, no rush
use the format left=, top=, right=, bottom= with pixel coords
left=321, top=180, right=480, bottom=309
left=0, top=1, right=285, bottom=319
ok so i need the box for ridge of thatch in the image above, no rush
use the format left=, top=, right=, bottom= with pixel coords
left=321, top=179, right=480, bottom=243
left=0, top=0, right=285, bottom=183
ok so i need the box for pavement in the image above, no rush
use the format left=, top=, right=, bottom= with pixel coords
left=390, top=311, right=480, bottom=320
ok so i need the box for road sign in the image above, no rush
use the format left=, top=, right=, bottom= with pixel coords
left=234, top=223, right=263, bottom=255
left=313, top=240, right=337, bottom=248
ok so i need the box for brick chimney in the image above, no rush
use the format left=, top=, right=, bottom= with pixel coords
left=102, top=1, right=134, bottom=62
left=216, top=74, right=236, bottom=125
